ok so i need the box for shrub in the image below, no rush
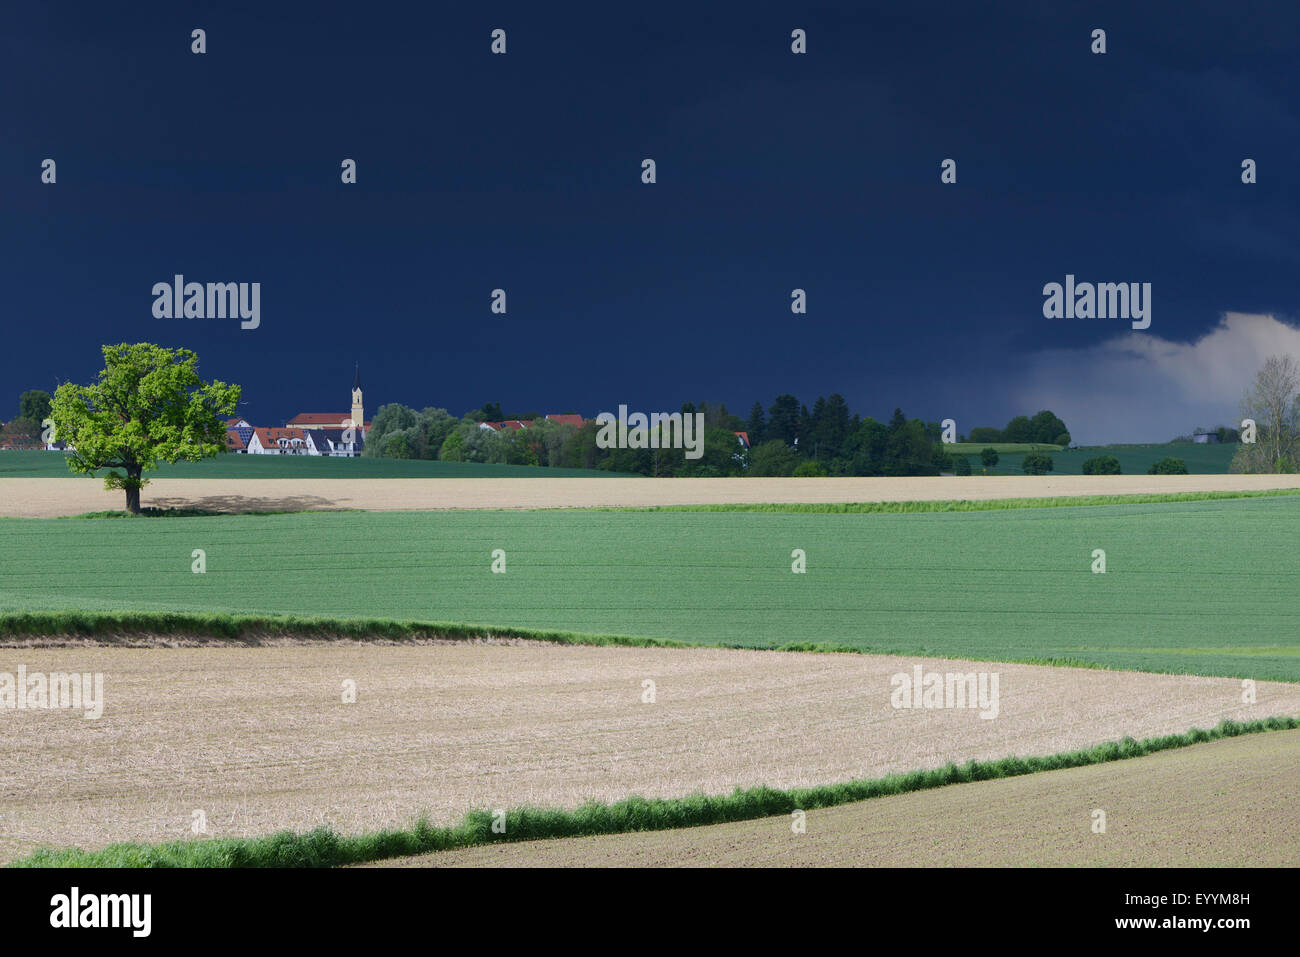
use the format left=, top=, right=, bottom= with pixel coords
left=1022, top=453, right=1054, bottom=475
left=968, top=427, right=1003, bottom=444
left=979, top=447, right=999, bottom=469
left=1082, top=455, right=1121, bottom=475
left=748, top=440, right=801, bottom=476
left=953, top=456, right=972, bottom=475
left=1147, top=457, right=1188, bottom=475
left=792, top=459, right=828, bottom=477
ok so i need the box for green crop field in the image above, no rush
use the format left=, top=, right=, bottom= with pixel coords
left=2, top=497, right=1296, bottom=680
left=943, top=443, right=1063, bottom=455
left=0, top=450, right=628, bottom=479
left=954, top=443, right=1239, bottom=475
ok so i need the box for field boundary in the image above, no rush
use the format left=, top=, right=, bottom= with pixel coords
left=12, top=718, right=1297, bottom=868
left=3, top=610, right=1293, bottom=682
left=605, top=488, right=1300, bottom=514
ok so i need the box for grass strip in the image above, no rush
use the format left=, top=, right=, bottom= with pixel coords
left=12, top=717, right=1297, bottom=868
left=0, top=610, right=1274, bottom=678
left=604, top=488, right=1300, bottom=515
left=0, top=610, right=688, bottom=650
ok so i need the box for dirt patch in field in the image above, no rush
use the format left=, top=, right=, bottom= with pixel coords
left=372, top=730, right=1300, bottom=867
left=2, top=474, right=1299, bottom=517
left=1, top=643, right=1296, bottom=863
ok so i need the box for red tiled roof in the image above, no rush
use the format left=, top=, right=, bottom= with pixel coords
left=285, top=413, right=371, bottom=429
left=545, top=414, right=585, bottom=428
left=225, top=429, right=248, bottom=451
left=482, top=420, right=531, bottom=431
left=287, top=413, right=353, bottom=427
left=252, top=427, right=307, bottom=446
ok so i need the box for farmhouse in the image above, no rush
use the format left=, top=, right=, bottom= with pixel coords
left=246, top=427, right=310, bottom=455
left=1193, top=431, right=1220, bottom=444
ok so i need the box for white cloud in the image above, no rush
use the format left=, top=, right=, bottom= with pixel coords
left=1013, top=312, right=1300, bottom=444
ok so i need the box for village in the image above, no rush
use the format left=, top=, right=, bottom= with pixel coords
left=220, top=368, right=595, bottom=457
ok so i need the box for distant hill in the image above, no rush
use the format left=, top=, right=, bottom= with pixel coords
left=0, top=451, right=634, bottom=479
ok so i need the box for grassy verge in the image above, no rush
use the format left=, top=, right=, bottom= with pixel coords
left=13, top=717, right=1297, bottom=868
left=0, top=610, right=1118, bottom=672
left=608, top=488, right=1300, bottom=514
left=0, top=610, right=686, bottom=649
left=0, top=610, right=1279, bottom=678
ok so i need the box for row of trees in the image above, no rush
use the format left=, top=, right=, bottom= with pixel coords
left=966, top=411, right=1070, bottom=447
left=365, top=394, right=1072, bottom=478
left=363, top=405, right=594, bottom=468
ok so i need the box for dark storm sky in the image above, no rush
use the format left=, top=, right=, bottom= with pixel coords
left=4, top=1, right=1297, bottom=441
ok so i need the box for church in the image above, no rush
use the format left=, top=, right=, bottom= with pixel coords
left=233, top=366, right=372, bottom=457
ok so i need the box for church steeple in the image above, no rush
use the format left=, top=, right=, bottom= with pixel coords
left=350, top=364, right=364, bottom=436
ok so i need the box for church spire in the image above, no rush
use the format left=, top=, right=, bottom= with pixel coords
left=350, top=364, right=365, bottom=439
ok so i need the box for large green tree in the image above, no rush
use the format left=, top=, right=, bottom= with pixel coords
left=1028, top=410, right=1069, bottom=445
left=51, top=343, right=240, bottom=513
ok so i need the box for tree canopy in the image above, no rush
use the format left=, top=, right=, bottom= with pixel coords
left=51, top=343, right=240, bottom=513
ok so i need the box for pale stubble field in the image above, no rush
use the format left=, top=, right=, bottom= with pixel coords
left=3, top=473, right=1300, bottom=517
left=2, top=642, right=1296, bottom=864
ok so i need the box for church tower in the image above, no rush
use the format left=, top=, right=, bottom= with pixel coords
left=350, top=364, right=365, bottom=436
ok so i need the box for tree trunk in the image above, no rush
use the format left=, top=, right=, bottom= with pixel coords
left=126, top=467, right=143, bottom=514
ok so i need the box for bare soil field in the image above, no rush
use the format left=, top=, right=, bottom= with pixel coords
left=373, top=729, right=1300, bottom=867
left=3, top=474, right=1300, bottom=517
left=2, top=643, right=1296, bottom=863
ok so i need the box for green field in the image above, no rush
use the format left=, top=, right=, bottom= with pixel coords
left=0, top=450, right=627, bottom=479
left=943, top=443, right=1064, bottom=454
left=956, top=443, right=1239, bottom=475
left=2, top=497, right=1296, bottom=679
